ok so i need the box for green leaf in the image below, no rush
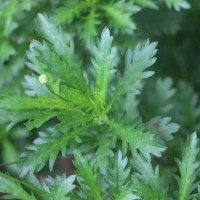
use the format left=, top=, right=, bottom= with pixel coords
left=60, top=85, right=93, bottom=110
left=101, top=0, right=139, bottom=34
left=135, top=0, right=158, bottom=9
left=56, top=112, right=92, bottom=133
left=0, top=95, right=68, bottom=110
left=0, top=109, right=60, bottom=130
left=175, top=81, right=200, bottom=133
left=176, top=132, right=200, bottom=200
left=165, top=0, right=190, bottom=11
left=2, top=139, right=18, bottom=172
left=0, top=39, right=16, bottom=61
left=73, top=151, right=102, bottom=200
left=106, top=151, right=139, bottom=200
left=23, top=75, right=55, bottom=98
left=141, top=77, right=176, bottom=119
left=54, top=1, right=91, bottom=24
left=91, top=27, right=117, bottom=110
left=132, top=154, right=166, bottom=200
left=27, top=14, right=88, bottom=92
left=18, top=127, right=87, bottom=177
left=147, top=116, right=180, bottom=142
left=111, top=40, right=157, bottom=104
left=0, top=0, right=18, bottom=36
left=42, top=174, right=76, bottom=200
left=108, top=121, right=166, bottom=160
left=0, top=93, right=93, bottom=131
left=82, top=9, right=99, bottom=46
left=91, top=134, right=115, bottom=174
left=0, top=172, right=36, bottom=200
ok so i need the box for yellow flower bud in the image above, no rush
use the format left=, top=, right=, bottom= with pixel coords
left=39, top=74, right=48, bottom=84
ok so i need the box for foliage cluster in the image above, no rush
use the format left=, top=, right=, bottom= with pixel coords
left=1, top=0, right=200, bottom=200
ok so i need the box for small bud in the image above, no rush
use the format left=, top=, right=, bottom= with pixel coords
left=39, top=74, right=48, bottom=84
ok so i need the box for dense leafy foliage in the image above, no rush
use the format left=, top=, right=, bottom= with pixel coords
left=1, top=0, right=200, bottom=200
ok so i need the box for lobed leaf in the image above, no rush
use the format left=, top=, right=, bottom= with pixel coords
left=91, top=27, right=117, bottom=109
left=147, top=116, right=180, bottom=142
left=109, top=121, right=166, bottom=160
left=132, top=154, right=166, bottom=200
left=18, top=128, right=87, bottom=177
left=91, top=134, right=115, bottom=174
left=106, top=151, right=139, bottom=199
left=54, top=1, right=91, bottom=24
left=42, top=174, right=76, bottom=200
left=101, top=0, right=139, bottom=34
left=73, top=151, right=102, bottom=200
left=165, top=0, right=190, bottom=11
left=176, top=132, right=200, bottom=200
left=111, top=40, right=157, bottom=104
left=0, top=172, right=36, bottom=200
left=82, top=9, right=99, bottom=47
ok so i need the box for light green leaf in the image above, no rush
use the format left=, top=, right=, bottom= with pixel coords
left=82, top=9, right=99, bottom=46
left=23, top=75, right=55, bottom=98
left=73, top=151, right=102, bottom=200
left=60, top=85, right=93, bottom=110
left=101, top=0, right=139, bottom=34
left=176, top=132, right=200, bottom=200
left=91, top=27, right=117, bottom=109
left=108, top=121, right=166, bottom=160
left=132, top=154, right=166, bottom=200
left=142, top=77, right=176, bottom=119
left=0, top=109, right=60, bottom=130
left=165, top=0, right=190, bottom=11
left=27, top=14, right=88, bottom=92
left=135, top=0, right=158, bottom=9
left=91, top=134, right=115, bottom=174
left=18, top=127, right=89, bottom=176
left=147, top=116, right=180, bottom=142
left=0, top=172, right=36, bottom=200
left=0, top=95, right=68, bottom=110
left=107, top=151, right=139, bottom=199
left=111, top=40, right=157, bottom=104
left=42, top=174, right=76, bottom=200
left=54, top=1, right=91, bottom=24
left=56, top=112, right=92, bottom=133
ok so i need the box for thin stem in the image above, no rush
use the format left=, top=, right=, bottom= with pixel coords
left=0, top=161, right=18, bottom=167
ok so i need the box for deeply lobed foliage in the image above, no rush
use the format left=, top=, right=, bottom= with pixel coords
left=0, top=14, right=164, bottom=176
left=0, top=0, right=199, bottom=200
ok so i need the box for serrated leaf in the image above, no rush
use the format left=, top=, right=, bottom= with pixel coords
left=23, top=75, right=55, bottom=98
left=0, top=172, right=36, bottom=200
left=42, top=174, right=76, bottom=200
left=82, top=9, right=99, bottom=47
left=165, top=0, right=190, bottom=11
left=27, top=14, right=88, bottom=92
left=106, top=151, right=138, bottom=199
left=142, top=77, right=176, bottom=119
left=101, top=0, right=139, bottom=34
left=147, top=116, right=180, bottom=142
left=73, top=151, right=102, bottom=200
left=91, top=27, right=117, bottom=109
left=0, top=109, right=60, bottom=130
left=135, top=0, right=158, bottom=9
left=132, top=154, right=166, bottom=200
left=18, top=127, right=87, bottom=176
left=60, top=85, right=93, bottom=110
left=54, top=1, right=91, bottom=24
left=176, top=132, right=200, bottom=200
left=111, top=40, right=157, bottom=104
left=0, top=95, right=68, bottom=110
left=109, top=121, right=166, bottom=160
left=56, top=112, right=92, bottom=133
left=91, top=134, right=115, bottom=174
